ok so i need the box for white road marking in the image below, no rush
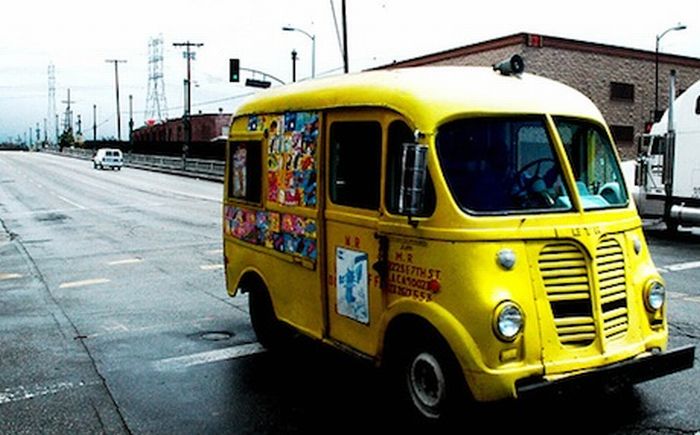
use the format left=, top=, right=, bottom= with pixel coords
left=162, top=189, right=220, bottom=203
left=206, top=249, right=223, bottom=256
left=102, top=320, right=130, bottom=333
left=107, top=258, right=143, bottom=266
left=660, top=260, right=700, bottom=273
left=200, top=264, right=224, bottom=271
left=0, top=273, right=22, bottom=281
left=0, top=381, right=98, bottom=405
left=59, top=278, right=110, bottom=289
left=667, top=291, right=688, bottom=299
left=154, top=342, right=266, bottom=371
left=56, top=195, right=86, bottom=210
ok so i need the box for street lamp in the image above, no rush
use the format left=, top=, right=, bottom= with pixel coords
left=655, top=23, right=687, bottom=120
left=282, top=26, right=316, bottom=78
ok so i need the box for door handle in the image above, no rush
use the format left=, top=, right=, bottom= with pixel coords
left=372, top=233, right=389, bottom=290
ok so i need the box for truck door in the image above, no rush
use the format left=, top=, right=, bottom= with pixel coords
left=324, top=111, right=385, bottom=355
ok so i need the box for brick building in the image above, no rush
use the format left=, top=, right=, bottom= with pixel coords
left=131, top=112, right=231, bottom=159
left=378, top=33, right=700, bottom=159
left=133, top=112, right=231, bottom=144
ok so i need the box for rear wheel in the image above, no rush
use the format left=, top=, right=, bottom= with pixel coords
left=248, top=286, right=290, bottom=349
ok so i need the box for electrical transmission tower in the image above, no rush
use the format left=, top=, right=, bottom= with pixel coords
left=145, top=35, right=168, bottom=122
left=48, top=64, right=56, bottom=144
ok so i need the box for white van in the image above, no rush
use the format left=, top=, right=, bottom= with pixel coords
left=93, top=148, right=123, bottom=170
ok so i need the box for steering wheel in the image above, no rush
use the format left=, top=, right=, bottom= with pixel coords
left=511, top=158, right=557, bottom=206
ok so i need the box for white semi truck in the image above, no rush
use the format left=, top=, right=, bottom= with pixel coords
left=635, top=71, right=700, bottom=231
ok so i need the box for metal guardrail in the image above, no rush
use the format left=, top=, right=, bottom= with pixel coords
left=55, top=148, right=224, bottom=181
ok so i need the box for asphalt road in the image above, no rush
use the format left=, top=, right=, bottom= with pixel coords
left=0, top=151, right=698, bottom=434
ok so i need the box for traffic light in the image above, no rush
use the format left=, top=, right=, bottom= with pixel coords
left=229, top=58, right=240, bottom=82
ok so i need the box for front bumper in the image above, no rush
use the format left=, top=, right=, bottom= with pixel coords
left=516, top=345, right=695, bottom=400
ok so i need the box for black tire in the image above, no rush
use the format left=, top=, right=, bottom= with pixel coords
left=665, top=219, right=680, bottom=234
left=248, top=287, right=289, bottom=350
left=393, top=331, right=467, bottom=422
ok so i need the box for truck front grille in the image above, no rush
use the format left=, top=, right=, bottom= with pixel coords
left=538, top=237, right=629, bottom=347
left=596, top=237, right=628, bottom=341
left=539, top=243, right=595, bottom=347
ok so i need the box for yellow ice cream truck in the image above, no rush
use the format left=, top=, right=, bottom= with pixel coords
left=223, top=58, right=694, bottom=420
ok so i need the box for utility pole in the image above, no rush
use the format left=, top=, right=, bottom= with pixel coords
left=129, top=94, right=134, bottom=151
left=93, top=104, right=97, bottom=142
left=173, top=41, right=203, bottom=169
left=105, top=59, right=127, bottom=141
left=61, top=89, right=76, bottom=148
left=47, top=64, right=56, bottom=145
left=342, top=0, right=348, bottom=73
left=291, top=49, right=298, bottom=82
left=61, top=89, right=75, bottom=132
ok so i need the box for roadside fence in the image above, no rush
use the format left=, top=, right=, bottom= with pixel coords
left=52, top=148, right=224, bottom=182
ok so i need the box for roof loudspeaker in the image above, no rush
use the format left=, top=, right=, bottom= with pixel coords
left=493, top=55, right=525, bottom=76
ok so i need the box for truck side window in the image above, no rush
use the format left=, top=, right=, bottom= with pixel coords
left=229, top=141, right=262, bottom=203
left=386, top=120, right=436, bottom=216
left=330, top=121, right=382, bottom=209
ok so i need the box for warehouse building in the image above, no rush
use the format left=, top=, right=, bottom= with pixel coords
left=377, top=33, right=700, bottom=158
left=131, top=112, right=231, bottom=159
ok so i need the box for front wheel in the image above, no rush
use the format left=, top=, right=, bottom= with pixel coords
left=407, top=351, right=449, bottom=419
left=393, top=333, right=468, bottom=422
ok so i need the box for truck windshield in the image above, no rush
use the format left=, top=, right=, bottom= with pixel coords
left=436, top=116, right=571, bottom=214
left=553, top=118, right=628, bottom=209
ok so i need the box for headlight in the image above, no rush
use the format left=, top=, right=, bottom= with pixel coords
left=493, top=301, right=524, bottom=342
left=645, top=281, right=665, bottom=312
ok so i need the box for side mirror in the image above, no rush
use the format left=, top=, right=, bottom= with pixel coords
left=398, top=143, right=428, bottom=223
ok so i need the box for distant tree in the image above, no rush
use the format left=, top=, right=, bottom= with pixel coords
left=58, top=128, right=75, bottom=151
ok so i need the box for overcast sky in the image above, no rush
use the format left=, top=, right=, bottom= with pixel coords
left=1, top=0, right=698, bottom=142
